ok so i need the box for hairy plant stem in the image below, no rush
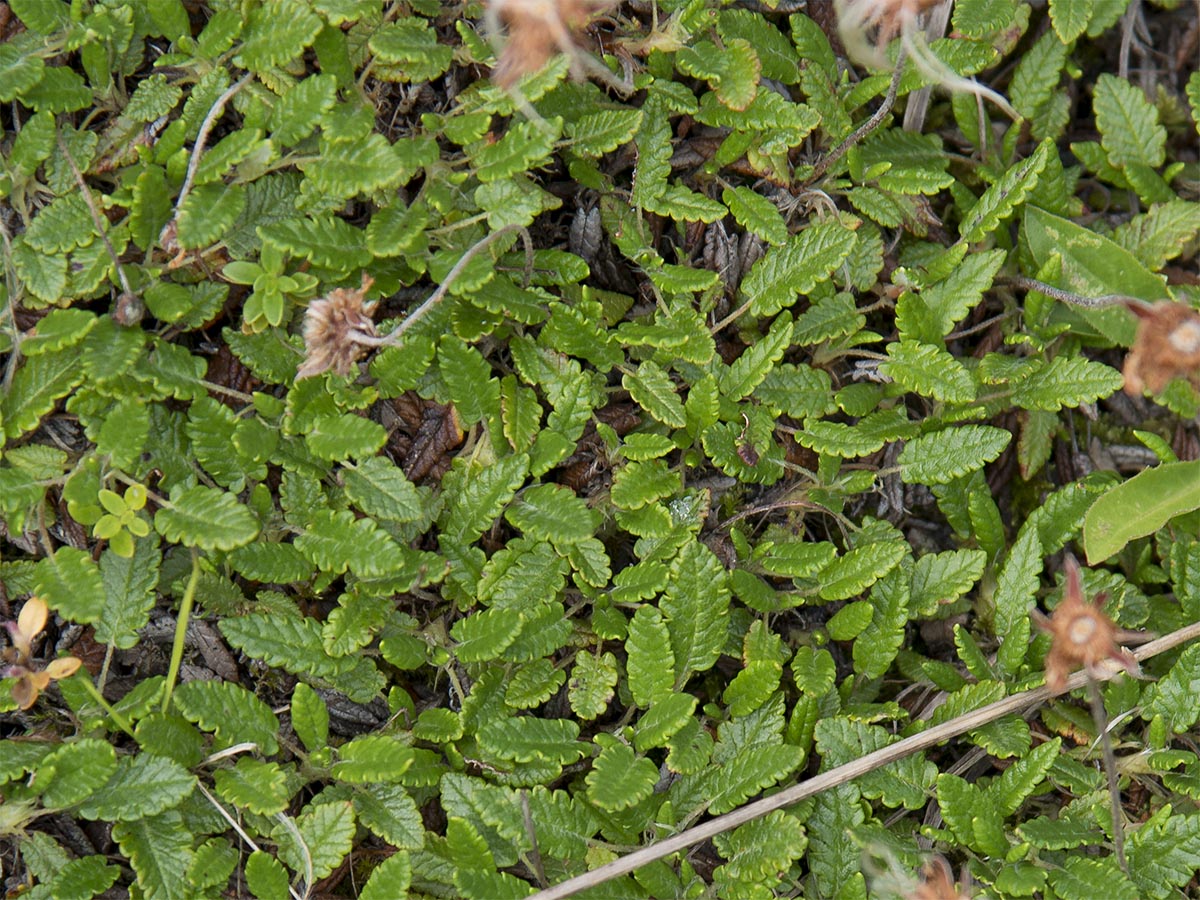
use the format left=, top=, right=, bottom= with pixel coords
left=809, top=46, right=907, bottom=182
left=1088, top=676, right=1128, bottom=872
left=529, top=619, right=1200, bottom=900
left=161, top=549, right=201, bottom=715
left=174, top=73, right=254, bottom=216
left=365, top=224, right=533, bottom=350
left=1007, top=276, right=1154, bottom=310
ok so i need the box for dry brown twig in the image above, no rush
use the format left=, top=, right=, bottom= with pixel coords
left=529, top=616, right=1200, bottom=900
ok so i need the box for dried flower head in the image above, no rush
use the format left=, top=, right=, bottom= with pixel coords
left=3, top=597, right=82, bottom=710
left=910, top=856, right=971, bottom=900
left=1032, top=556, right=1142, bottom=695
left=835, top=0, right=1017, bottom=119
left=297, top=273, right=379, bottom=380
left=487, top=0, right=615, bottom=88
left=1122, top=300, right=1200, bottom=396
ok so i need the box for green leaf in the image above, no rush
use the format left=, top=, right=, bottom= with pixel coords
left=569, top=651, right=618, bottom=720
left=959, top=139, right=1052, bottom=243
left=643, top=183, right=729, bottom=224
left=1126, top=808, right=1200, bottom=899
left=990, top=738, right=1060, bottom=816
left=176, top=182, right=246, bottom=249
left=78, top=754, right=196, bottom=822
left=1084, top=461, right=1200, bottom=563
left=1143, top=644, right=1200, bottom=734
left=174, top=680, right=281, bottom=755
left=368, top=18, right=454, bottom=82
left=898, top=425, right=1011, bottom=485
left=720, top=312, right=793, bottom=400
left=611, top=458, right=681, bottom=510
left=740, top=220, right=857, bottom=318
left=0, top=44, right=45, bottom=102
left=38, top=739, right=118, bottom=810
left=155, top=486, right=260, bottom=551
left=274, top=800, right=356, bottom=881
left=586, top=739, right=658, bottom=812
left=1009, top=355, right=1124, bottom=411
left=662, top=541, right=731, bottom=682
left=722, top=185, right=788, bottom=246
left=112, top=811, right=193, bottom=900
left=237, top=0, right=323, bottom=72
left=342, top=457, right=423, bottom=521
left=993, top=524, right=1041, bottom=676
left=880, top=340, right=975, bottom=403
left=1094, top=72, right=1166, bottom=168
left=305, top=132, right=424, bottom=198
left=477, top=717, right=587, bottom=766
left=3, top=347, right=85, bottom=440
left=1050, top=857, right=1139, bottom=900
left=1112, top=200, right=1200, bottom=270
left=451, top=606, right=523, bottom=662
left=213, top=757, right=291, bottom=815
left=245, top=851, right=290, bottom=900
left=623, top=361, right=687, bottom=429
left=354, top=783, right=425, bottom=849
left=819, top=539, right=908, bottom=602
left=361, top=851, right=412, bottom=899
left=96, top=535, right=160, bottom=649
left=260, top=216, right=371, bottom=270
left=506, top=483, right=597, bottom=544
left=803, top=783, right=866, bottom=895
left=634, top=693, right=698, bottom=752
left=626, top=605, right=674, bottom=708
left=35, top=547, right=104, bottom=624
left=854, top=566, right=910, bottom=679
left=566, top=108, right=643, bottom=157
left=332, top=734, right=414, bottom=783
left=473, top=117, right=561, bottom=182
left=718, top=8, right=801, bottom=83
left=910, top=548, right=987, bottom=617
left=1049, top=0, right=1093, bottom=42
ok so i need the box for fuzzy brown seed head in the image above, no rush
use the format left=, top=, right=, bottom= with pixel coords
left=837, top=0, right=945, bottom=61
left=488, top=0, right=614, bottom=87
left=910, top=856, right=970, bottom=900
left=1123, top=300, right=1200, bottom=396
left=297, top=273, right=378, bottom=380
left=1033, top=556, right=1141, bottom=694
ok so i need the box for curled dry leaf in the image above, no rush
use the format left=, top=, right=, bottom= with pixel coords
left=297, top=273, right=378, bottom=379
left=1032, top=555, right=1142, bottom=694
left=1122, top=300, right=1200, bottom=396
left=909, top=856, right=971, bottom=900
left=487, top=0, right=614, bottom=87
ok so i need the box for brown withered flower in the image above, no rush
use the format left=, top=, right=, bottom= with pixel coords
left=910, top=856, right=971, bottom=900
left=1032, top=556, right=1142, bottom=695
left=1122, top=300, right=1200, bottom=396
left=297, top=273, right=379, bottom=380
left=3, top=597, right=82, bottom=710
left=487, top=0, right=615, bottom=88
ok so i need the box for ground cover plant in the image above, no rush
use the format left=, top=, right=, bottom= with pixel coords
left=1, top=0, right=1200, bottom=896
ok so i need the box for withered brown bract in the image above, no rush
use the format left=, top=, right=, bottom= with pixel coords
left=1122, top=300, right=1200, bottom=396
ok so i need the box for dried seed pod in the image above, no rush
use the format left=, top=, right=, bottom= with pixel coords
left=1032, top=555, right=1142, bottom=694
left=909, top=856, right=970, bottom=900
left=297, top=273, right=378, bottom=379
left=1122, top=300, right=1200, bottom=396
left=487, top=0, right=614, bottom=88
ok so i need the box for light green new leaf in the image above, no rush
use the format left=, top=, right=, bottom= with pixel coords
left=1094, top=73, right=1166, bottom=168
left=269, top=73, right=336, bottom=145
left=237, top=0, right=322, bottom=71
left=586, top=740, right=658, bottom=811
left=720, top=312, right=793, bottom=400
left=819, top=539, right=908, bottom=602
left=260, top=216, right=371, bottom=270
left=245, top=851, right=289, bottom=900
left=569, top=651, right=618, bottom=720
left=361, top=851, right=412, bottom=900
left=290, top=682, right=329, bottom=753
left=1009, top=355, right=1124, bottom=411
left=1084, top=461, right=1200, bottom=563
left=2, top=347, right=85, bottom=440
left=898, top=426, right=1011, bottom=485
left=303, top=132, right=412, bottom=198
